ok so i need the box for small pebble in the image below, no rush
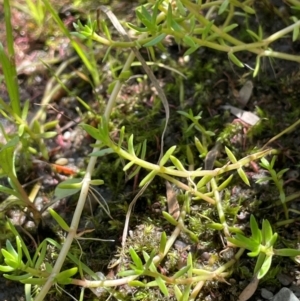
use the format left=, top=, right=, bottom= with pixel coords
left=277, top=273, right=293, bottom=286
left=63, top=131, right=71, bottom=140
left=273, top=287, right=299, bottom=301
left=261, top=288, right=273, bottom=299
left=54, top=158, right=68, bottom=166
left=201, top=252, right=211, bottom=261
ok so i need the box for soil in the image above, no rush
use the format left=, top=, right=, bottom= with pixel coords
left=1, top=0, right=300, bottom=301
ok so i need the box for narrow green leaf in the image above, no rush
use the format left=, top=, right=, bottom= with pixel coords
left=128, top=166, right=142, bottom=180
left=38, top=132, right=57, bottom=139
left=126, top=23, right=149, bottom=33
left=176, top=0, right=187, bottom=16
left=174, top=285, right=182, bottom=300
left=156, top=276, right=169, bottom=297
left=140, top=5, right=152, bottom=22
left=89, top=148, right=114, bottom=157
left=5, top=240, right=18, bottom=258
left=243, top=5, right=255, bottom=14
left=167, top=3, right=173, bottom=30
left=16, top=236, right=23, bottom=266
left=228, top=52, right=244, bottom=68
left=183, top=45, right=200, bottom=56
left=218, top=0, right=229, bottom=14
left=237, top=167, right=250, bottom=186
left=55, top=267, right=78, bottom=283
left=274, top=248, right=300, bottom=257
left=4, top=258, right=19, bottom=269
left=254, top=252, right=266, bottom=275
left=144, top=249, right=157, bottom=271
left=266, top=233, right=278, bottom=248
left=227, top=235, right=258, bottom=251
left=139, top=170, right=158, bottom=187
left=159, top=232, right=167, bottom=254
left=144, top=33, right=166, bottom=47
left=194, top=136, right=207, bottom=156
left=18, top=124, right=25, bottom=138
left=225, top=147, right=237, bottom=163
left=247, top=29, right=261, bottom=41
left=202, top=21, right=214, bottom=40
left=259, top=157, right=269, bottom=169
left=227, top=237, right=248, bottom=249
left=123, top=160, right=136, bottom=172
left=270, top=156, right=276, bottom=169
left=256, top=177, right=272, bottom=184
left=171, top=19, right=182, bottom=32
left=152, top=0, right=163, bottom=22
left=0, top=264, right=15, bottom=272
left=7, top=220, right=32, bottom=265
left=0, top=185, right=19, bottom=197
left=262, top=219, right=273, bottom=245
left=0, top=135, right=19, bottom=151
left=196, top=175, right=212, bottom=189
left=250, top=215, right=262, bottom=243
left=187, top=252, right=193, bottom=277
left=34, top=242, right=47, bottom=269
left=253, top=56, right=261, bottom=77
left=129, top=280, right=146, bottom=287
left=101, top=19, right=112, bottom=40
left=129, top=247, right=143, bottom=270
left=291, top=16, right=299, bottom=41
left=54, top=178, right=82, bottom=200
left=172, top=265, right=191, bottom=279
left=0, top=42, right=20, bottom=116
left=5, top=273, right=36, bottom=281
left=181, top=284, right=192, bottom=301
left=140, top=140, right=147, bottom=160
left=4, top=0, right=14, bottom=56
left=257, top=255, right=272, bottom=279
left=90, top=179, right=104, bottom=186
left=21, top=99, right=30, bottom=120
left=48, top=208, right=70, bottom=232
left=247, top=246, right=261, bottom=257
left=136, top=8, right=156, bottom=32
left=25, top=283, right=32, bottom=301
left=277, top=168, right=289, bottom=179
left=159, top=145, right=177, bottom=166
left=118, top=126, right=126, bottom=148
left=183, top=36, right=196, bottom=48
left=81, top=124, right=102, bottom=141
left=207, top=223, right=224, bottom=230
left=223, top=23, right=238, bottom=33
left=117, top=269, right=137, bottom=277
left=170, top=155, right=186, bottom=171
left=162, top=211, right=179, bottom=226
left=20, top=277, right=47, bottom=285
left=217, top=175, right=233, bottom=190
left=128, top=135, right=135, bottom=156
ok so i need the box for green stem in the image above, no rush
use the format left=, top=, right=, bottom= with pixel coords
left=111, top=145, right=273, bottom=179
left=211, top=178, right=229, bottom=237
left=33, top=42, right=138, bottom=301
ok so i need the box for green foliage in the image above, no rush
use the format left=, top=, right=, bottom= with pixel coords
left=228, top=215, right=300, bottom=279
left=0, top=221, right=97, bottom=300
left=256, top=156, right=289, bottom=219
left=74, top=0, right=300, bottom=77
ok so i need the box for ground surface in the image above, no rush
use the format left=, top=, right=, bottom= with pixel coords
left=1, top=0, right=300, bottom=301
